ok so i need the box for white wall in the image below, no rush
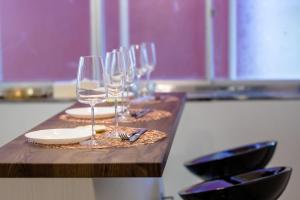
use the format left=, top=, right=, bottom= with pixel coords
left=0, top=100, right=299, bottom=199
left=0, top=102, right=73, bottom=146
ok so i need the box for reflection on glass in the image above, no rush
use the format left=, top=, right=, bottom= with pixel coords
left=76, top=56, right=106, bottom=146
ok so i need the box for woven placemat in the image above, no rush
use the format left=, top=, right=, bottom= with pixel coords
left=59, top=109, right=171, bottom=124
left=31, top=126, right=167, bottom=149
left=131, top=95, right=179, bottom=105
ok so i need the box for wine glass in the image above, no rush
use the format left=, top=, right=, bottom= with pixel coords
left=141, top=42, right=156, bottom=97
left=130, top=44, right=148, bottom=97
left=119, top=46, right=137, bottom=121
left=105, top=50, right=125, bottom=138
left=76, top=56, right=106, bottom=146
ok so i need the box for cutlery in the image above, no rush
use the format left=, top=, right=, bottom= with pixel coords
left=119, top=128, right=148, bottom=142
left=130, top=108, right=153, bottom=118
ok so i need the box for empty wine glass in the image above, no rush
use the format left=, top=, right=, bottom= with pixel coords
left=105, top=50, right=125, bottom=138
left=76, top=56, right=106, bottom=146
left=119, top=46, right=137, bottom=121
left=141, top=42, right=156, bottom=97
left=130, top=44, right=148, bottom=97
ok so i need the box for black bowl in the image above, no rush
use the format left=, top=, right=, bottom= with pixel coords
left=184, top=141, right=277, bottom=180
left=179, top=166, right=292, bottom=200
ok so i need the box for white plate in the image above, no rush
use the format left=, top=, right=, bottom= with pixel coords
left=25, top=128, right=91, bottom=144
left=75, top=125, right=107, bottom=133
left=65, top=107, right=115, bottom=119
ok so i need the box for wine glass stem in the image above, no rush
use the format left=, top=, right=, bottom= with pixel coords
left=146, top=72, right=151, bottom=96
left=91, top=105, right=95, bottom=140
left=137, top=76, right=141, bottom=97
left=146, top=71, right=151, bottom=82
left=121, top=89, right=125, bottom=114
left=114, top=97, right=118, bottom=132
left=126, top=86, right=130, bottom=111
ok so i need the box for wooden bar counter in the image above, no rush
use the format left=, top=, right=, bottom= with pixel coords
left=0, top=93, right=186, bottom=177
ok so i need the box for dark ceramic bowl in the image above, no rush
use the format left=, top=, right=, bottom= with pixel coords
left=179, top=166, right=292, bottom=200
left=184, top=141, right=277, bottom=180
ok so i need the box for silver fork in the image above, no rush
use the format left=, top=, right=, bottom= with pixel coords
left=119, top=132, right=130, bottom=140
left=119, top=128, right=148, bottom=142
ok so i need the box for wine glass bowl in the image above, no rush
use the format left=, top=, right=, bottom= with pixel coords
left=130, top=45, right=147, bottom=79
left=141, top=42, right=156, bottom=97
left=130, top=44, right=148, bottom=97
left=119, top=46, right=137, bottom=121
left=141, top=42, right=156, bottom=74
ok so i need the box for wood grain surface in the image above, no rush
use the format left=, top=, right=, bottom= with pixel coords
left=0, top=93, right=186, bottom=177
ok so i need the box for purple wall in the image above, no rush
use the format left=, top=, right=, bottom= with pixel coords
left=213, top=0, right=229, bottom=79
left=0, top=0, right=90, bottom=81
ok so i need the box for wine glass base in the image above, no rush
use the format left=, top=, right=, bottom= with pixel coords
left=142, top=95, right=155, bottom=100
left=80, top=139, right=99, bottom=146
left=118, top=112, right=132, bottom=122
left=105, top=131, right=122, bottom=139
left=132, top=95, right=155, bottom=104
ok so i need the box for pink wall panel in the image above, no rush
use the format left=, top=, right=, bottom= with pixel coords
left=105, top=0, right=120, bottom=52
left=129, top=0, right=206, bottom=79
left=0, top=0, right=90, bottom=81
left=0, top=0, right=229, bottom=81
left=213, top=0, right=229, bottom=79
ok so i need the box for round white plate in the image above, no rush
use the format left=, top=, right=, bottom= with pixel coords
left=25, top=128, right=91, bottom=144
left=65, top=107, right=115, bottom=119
left=75, top=125, right=107, bottom=133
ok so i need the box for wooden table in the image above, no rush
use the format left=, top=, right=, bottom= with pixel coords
left=0, top=93, right=186, bottom=178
